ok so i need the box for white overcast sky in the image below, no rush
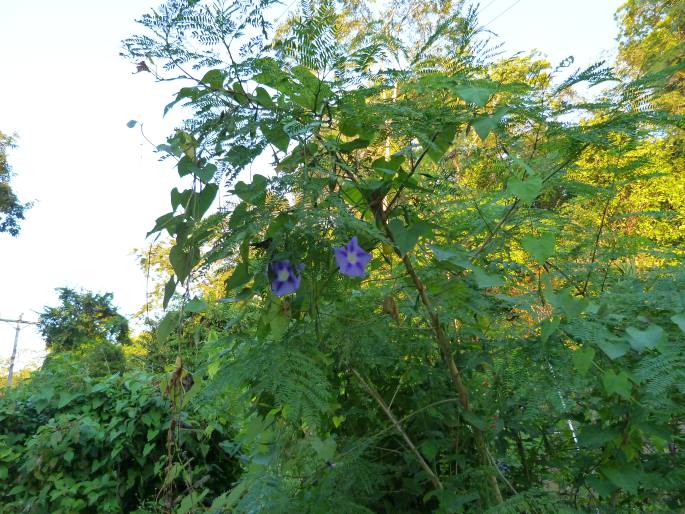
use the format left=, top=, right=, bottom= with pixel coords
left=0, top=0, right=623, bottom=369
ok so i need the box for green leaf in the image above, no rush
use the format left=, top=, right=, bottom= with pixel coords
left=157, top=311, right=180, bottom=343
left=208, top=360, right=221, bottom=379
left=339, top=138, right=370, bottom=153
left=626, top=324, right=665, bottom=352
left=601, top=464, right=641, bottom=495
left=586, top=476, right=615, bottom=498
left=454, top=82, right=496, bottom=107
left=164, top=86, right=199, bottom=116
left=163, top=278, right=176, bottom=309
left=602, top=370, right=632, bottom=400
left=338, top=116, right=376, bottom=139
left=429, top=245, right=472, bottom=269
left=233, top=174, right=268, bottom=205
left=225, top=144, right=255, bottom=169
left=266, top=211, right=294, bottom=237
left=126, top=120, right=137, bottom=128
left=429, top=245, right=459, bottom=262
left=0, top=466, right=7, bottom=480
left=269, top=313, right=289, bottom=340
left=231, top=82, right=249, bottom=105
left=547, top=288, right=587, bottom=319
left=169, top=130, right=197, bottom=160
left=171, top=188, right=193, bottom=211
left=196, top=163, right=217, bottom=185
left=254, top=87, right=274, bottom=108
left=388, top=219, right=431, bottom=256
left=201, top=69, right=225, bottom=89
left=372, top=155, right=405, bottom=175
left=169, top=244, right=197, bottom=283
left=461, top=410, right=487, bottom=430
left=420, top=440, right=439, bottom=461
left=572, top=347, right=595, bottom=376
left=670, top=313, right=685, bottom=333
left=291, top=65, right=332, bottom=110
left=148, top=212, right=178, bottom=237
left=596, top=339, right=631, bottom=360
left=507, top=175, right=543, bottom=205
left=228, top=202, right=249, bottom=230
left=226, top=262, right=251, bottom=291
left=260, top=121, right=289, bottom=152
left=539, top=317, right=560, bottom=343
left=311, top=436, right=337, bottom=462
left=177, top=156, right=200, bottom=177
left=212, top=483, right=246, bottom=511
left=58, top=392, right=80, bottom=408
left=471, top=107, right=507, bottom=141
left=185, top=298, right=208, bottom=313
left=521, top=232, right=555, bottom=265
left=190, top=184, right=218, bottom=219
left=420, top=123, right=458, bottom=163
left=471, top=266, right=504, bottom=289
left=143, top=442, right=155, bottom=457
left=579, top=425, right=620, bottom=448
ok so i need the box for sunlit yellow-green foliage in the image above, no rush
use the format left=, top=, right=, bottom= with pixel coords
left=0, top=366, right=34, bottom=390
left=618, top=0, right=685, bottom=79
left=612, top=0, right=685, bottom=261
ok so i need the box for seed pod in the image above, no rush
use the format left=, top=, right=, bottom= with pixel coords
left=382, top=295, right=401, bottom=325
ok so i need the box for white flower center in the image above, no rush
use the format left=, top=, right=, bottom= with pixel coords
left=277, top=269, right=290, bottom=281
left=347, top=252, right=358, bottom=264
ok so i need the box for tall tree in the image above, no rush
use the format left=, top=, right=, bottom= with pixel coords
left=617, top=0, right=684, bottom=77
left=0, top=131, right=29, bottom=236
left=615, top=1, right=685, bottom=256
left=38, top=288, right=130, bottom=351
left=617, top=0, right=685, bottom=130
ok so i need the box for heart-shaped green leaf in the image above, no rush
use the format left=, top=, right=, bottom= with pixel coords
left=626, top=324, right=665, bottom=352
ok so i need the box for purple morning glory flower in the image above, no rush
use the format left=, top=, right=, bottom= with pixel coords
left=334, top=236, right=372, bottom=277
left=270, top=260, right=301, bottom=296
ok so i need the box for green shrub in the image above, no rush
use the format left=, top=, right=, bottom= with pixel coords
left=0, top=368, right=239, bottom=513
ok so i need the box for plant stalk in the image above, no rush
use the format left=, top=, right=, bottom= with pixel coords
left=379, top=217, right=504, bottom=505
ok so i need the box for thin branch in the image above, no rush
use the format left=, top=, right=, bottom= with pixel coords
left=384, top=134, right=437, bottom=217
left=352, top=369, right=443, bottom=490
left=473, top=143, right=591, bottom=258
left=581, top=192, right=612, bottom=296
left=483, top=443, right=518, bottom=495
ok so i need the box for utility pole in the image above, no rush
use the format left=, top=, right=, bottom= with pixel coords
left=7, top=314, right=23, bottom=387
left=1, top=315, right=39, bottom=388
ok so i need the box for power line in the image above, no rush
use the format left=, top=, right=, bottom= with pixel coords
left=482, top=0, right=523, bottom=28
left=273, top=0, right=299, bottom=24
left=0, top=317, right=38, bottom=325
left=478, top=0, right=501, bottom=15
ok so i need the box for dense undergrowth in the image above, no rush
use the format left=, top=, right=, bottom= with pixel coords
left=1, top=0, right=684, bottom=512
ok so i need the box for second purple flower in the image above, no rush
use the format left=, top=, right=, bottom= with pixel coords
left=334, top=236, right=372, bottom=278
left=271, top=260, right=302, bottom=296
